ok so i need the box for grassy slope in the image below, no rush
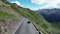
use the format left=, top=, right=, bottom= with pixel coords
left=0, top=0, right=15, bottom=23
left=50, top=22, right=60, bottom=34
left=0, top=11, right=15, bottom=23
left=2, top=0, right=60, bottom=34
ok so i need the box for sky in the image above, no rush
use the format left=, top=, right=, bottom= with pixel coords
left=7, top=0, right=60, bottom=10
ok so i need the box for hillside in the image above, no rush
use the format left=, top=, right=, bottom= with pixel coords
left=10, top=2, right=52, bottom=34
left=37, top=8, right=60, bottom=23
left=37, top=9, right=60, bottom=34
left=0, top=0, right=60, bottom=34
left=0, top=0, right=23, bottom=34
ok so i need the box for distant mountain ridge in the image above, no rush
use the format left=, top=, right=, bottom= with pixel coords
left=37, top=8, right=60, bottom=23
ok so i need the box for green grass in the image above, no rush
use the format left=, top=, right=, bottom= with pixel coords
left=0, top=11, right=15, bottom=22
left=51, top=22, right=60, bottom=29
left=50, top=22, right=60, bottom=34
left=0, top=19, right=5, bottom=23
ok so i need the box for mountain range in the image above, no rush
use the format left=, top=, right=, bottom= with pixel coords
left=37, top=8, right=60, bottom=23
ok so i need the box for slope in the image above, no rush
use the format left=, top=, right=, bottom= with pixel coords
left=37, top=9, right=60, bottom=34
left=10, top=2, right=52, bottom=34
left=0, top=0, right=23, bottom=34
left=0, top=0, right=16, bottom=23
left=1, top=0, right=59, bottom=34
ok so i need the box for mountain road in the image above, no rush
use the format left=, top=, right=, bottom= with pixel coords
left=14, top=18, right=41, bottom=34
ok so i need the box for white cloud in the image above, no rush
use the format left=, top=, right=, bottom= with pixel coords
left=11, top=1, right=20, bottom=6
left=31, top=0, right=60, bottom=9
left=31, top=0, right=48, bottom=5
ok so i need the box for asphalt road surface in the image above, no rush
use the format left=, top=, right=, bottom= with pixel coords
left=14, top=18, right=40, bottom=34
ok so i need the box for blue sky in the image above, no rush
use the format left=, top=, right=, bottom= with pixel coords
left=7, top=0, right=60, bottom=10
left=7, top=0, right=43, bottom=10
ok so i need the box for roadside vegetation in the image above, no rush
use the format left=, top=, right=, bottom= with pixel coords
left=0, top=11, right=15, bottom=23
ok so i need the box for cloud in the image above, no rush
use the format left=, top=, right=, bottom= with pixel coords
left=31, top=0, right=60, bottom=9
left=11, top=1, right=20, bottom=6
left=31, top=0, right=48, bottom=5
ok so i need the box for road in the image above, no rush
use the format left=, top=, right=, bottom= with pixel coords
left=14, top=18, right=40, bottom=34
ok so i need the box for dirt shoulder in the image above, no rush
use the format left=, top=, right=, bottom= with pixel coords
left=0, top=17, right=25, bottom=34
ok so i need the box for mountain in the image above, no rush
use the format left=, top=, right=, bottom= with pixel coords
left=37, top=8, right=60, bottom=23
left=0, top=0, right=51, bottom=34
left=0, top=0, right=60, bottom=34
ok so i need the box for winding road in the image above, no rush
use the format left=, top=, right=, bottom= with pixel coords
left=14, top=18, right=40, bottom=34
